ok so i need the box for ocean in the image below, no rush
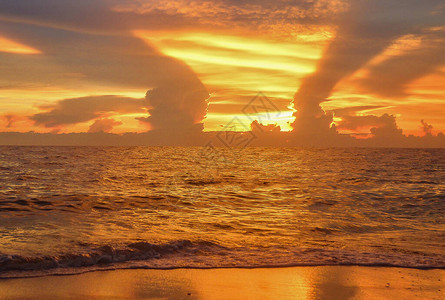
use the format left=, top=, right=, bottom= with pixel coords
left=0, top=146, right=444, bottom=278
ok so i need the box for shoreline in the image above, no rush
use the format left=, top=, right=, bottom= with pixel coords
left=0, top=266, right=443, bottom=299
left=1, top=262, right=444, bottom=280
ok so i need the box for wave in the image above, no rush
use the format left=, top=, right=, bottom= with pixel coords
left=1, top=239, right=444, bottom=279
left=0, top=240, right=211, bottom=273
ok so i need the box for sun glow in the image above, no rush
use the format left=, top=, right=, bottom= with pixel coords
left=135, top=31, right=323, bottom=77
left=135, top=31, right=325, bottom=131
left=0, top=37, right=41, bottom=55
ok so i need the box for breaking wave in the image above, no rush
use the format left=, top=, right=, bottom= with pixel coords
left=1, top=239, right=444, bottom=279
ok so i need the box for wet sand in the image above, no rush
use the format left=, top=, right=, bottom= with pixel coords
left=0, top=266, right=443, bottom=299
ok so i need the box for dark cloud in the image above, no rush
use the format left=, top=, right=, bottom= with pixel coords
left=0, top=0, right=195, bottom=34
left=88, top=118, right=123, bottom=133
left=1, top=113, right=32, bottom=130
left=333, top=105, right=404, bottom=139
left=333, top=105, right=391, bottom=131
left=337, top=113, right=400, bottom=132
left=1, top=129, right=443, bottom=147
left=0, top=0, right=335, bottom=37
left=3, top=114, right=17, bottom=128
left=250, top=120, right=281, bottom=133
left=31, top=95, right=146, bottom=128
left=420, top=120, right=434, bottom=135
left=369, top=114, right=403, bottom=139
left=0, top=20, right=204, bottom=90
left=138, top=82, right=209, bottom=134
left=357, top=30, right=445, bottom=97
left=0, top=1, right=117, bottom=32
left=111, top=0, right=346, bottom=32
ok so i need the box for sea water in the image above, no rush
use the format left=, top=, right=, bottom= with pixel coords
left=0, top=146, right=444, bottom=277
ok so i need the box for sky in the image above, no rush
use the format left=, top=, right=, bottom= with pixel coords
left=0, top=0, right=444, bottom=143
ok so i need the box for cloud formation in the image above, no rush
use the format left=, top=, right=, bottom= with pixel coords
left=420, top=120, right=434, bottom=136
left=334, top=106, right=395, bottom=131
left=291, top=0, right=444, bottom=135
left=138, top=82, right=209, bottom=134
left=114, top=0, right=347, bottom=36
left=0, top=0, right=443, bottom=140
left=31, top=95, right=146, bottom=128
left=0, top=0, right=210, bottom=136
left=332, top=105, right=405, bottom=142
left=3, top=114, right=17, bottom=128
left=369, top=114, right=403, bottom=139
left=358, top=29, right=445, bottom=97
left=88, top=118, right=123, bottom=133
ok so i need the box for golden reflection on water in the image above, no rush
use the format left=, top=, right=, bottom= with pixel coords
left=1, top=147, right=444, bottom=271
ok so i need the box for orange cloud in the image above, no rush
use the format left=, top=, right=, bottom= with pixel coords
left=0, top=36, right=41, bottom=54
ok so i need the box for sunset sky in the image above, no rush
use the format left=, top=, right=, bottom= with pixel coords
left=0, top=0, right=444, bottom=137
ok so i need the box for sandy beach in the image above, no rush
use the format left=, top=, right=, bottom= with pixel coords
left=0, top=266, right=443, bottom=299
